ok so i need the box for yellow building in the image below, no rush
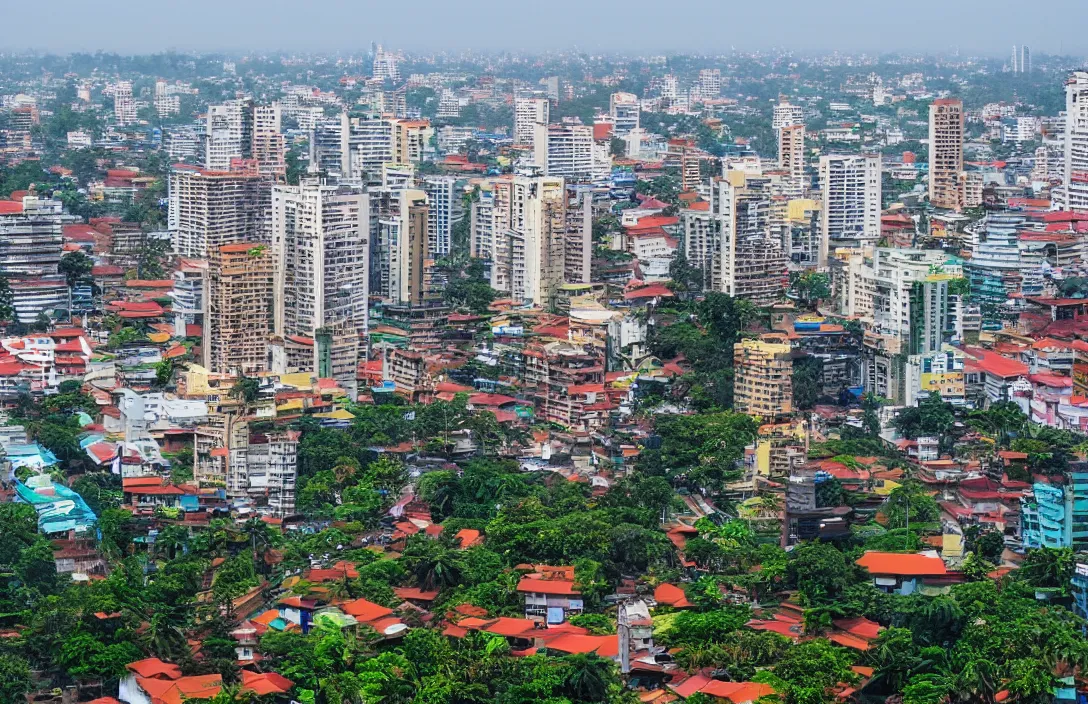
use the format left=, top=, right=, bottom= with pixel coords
left=734, top=333, right=793, bottom=421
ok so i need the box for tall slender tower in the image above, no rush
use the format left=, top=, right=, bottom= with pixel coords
left=928, top=99, right=965, bottom=211
left=1063, top=72, right=1088, bottom=212
left=272, top=178, right=368, bottom=394
left=1011, top=45, right=1019, bottom=73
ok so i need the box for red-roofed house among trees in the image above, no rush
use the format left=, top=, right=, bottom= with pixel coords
left=516, top=568, right=583, bottom=624
left=856, top=551, right=955, bottom=595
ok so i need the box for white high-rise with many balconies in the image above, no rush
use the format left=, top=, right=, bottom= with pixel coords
left=515, top=97, right=550, bottom=146
left=272, top=178, right=369, bottom=394
left=819, top=153, right=882, bottom=266
left=1061, top=72, right=1088, bottom=212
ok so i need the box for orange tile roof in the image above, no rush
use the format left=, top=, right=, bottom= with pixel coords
left=653, top=583, right=693, bottom=608
left=829, top=632, right=874, bottom=651
left=136, top=674, right=222, bottom=704
left=482, top=616, right=538, bottom=637
left=856, top=551, right=948, bottom=577
left=393, top=587, right=440, bottom=602
left=341, top=598, right=394, bottom=622
left=126, top=657, right=182, bottom=680
left=454, top=528, right=483, bottom=548
left=547, top=633, right=619, bottom=657
left=516, top=577, right=580, bottom=595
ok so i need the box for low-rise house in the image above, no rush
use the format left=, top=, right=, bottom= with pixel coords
left=517, top=567, right=583, bottom=624
left=856, top=550, right=953, bottom=595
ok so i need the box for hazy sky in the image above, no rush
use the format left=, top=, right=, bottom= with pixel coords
left=4, top=0, right=1086, bottom=56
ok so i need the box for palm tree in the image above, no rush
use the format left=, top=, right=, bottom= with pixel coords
left=153, top=524, right=190, bottom=561
left=415, top=546, right=462, bottom=591
left=561, top=653, right=614, bottom=703
left=141, top=612, right=188, bottom=662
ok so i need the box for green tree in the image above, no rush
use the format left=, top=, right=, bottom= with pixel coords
left=58, top=250, right=94, bottom=319
left=0, top=273, right=15, bottom=324
left=786, top=542, right=856, bottom=605
left=0, top=655, right=33, bottom=703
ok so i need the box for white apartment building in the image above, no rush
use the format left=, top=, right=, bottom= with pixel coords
left=373, top=45, right=400, bottom=83
left=470, top=186, right=496, bottom=260
left=1061, top=72, right=1088, bottom=212
left=424, top=176, right=457, bottom=257
left=682, top=206, right=718, bottom=290
left=272, top=179, right=368, bottom=395
left=818, top=153, right=882, bottom=266
left=113, top=81, right=136, bottom=125
left=490, top=176, right=566, bottom=306
left=773, top=99, right=804, bottom=130
left=698, top=69, right=722, bottom=99
left=154, top=81, right=180, bottom=117
left=252, top=103, right=286, bottom=179
left=609, top=92, right=640, bottom=138
left=374, top=188, right=429, bottom=306
left=205, top=99, right=253, bottom=172
left=515, top=97, right=550, bottom=146
left=713, top=171, right=789, bottom=306
left=168, top=165, right=271, bottom=258
left=533, top=121, right=609, bottom=182
left=778, top=124, right=805, bottom=196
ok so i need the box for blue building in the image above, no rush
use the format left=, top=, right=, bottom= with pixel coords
left=1019, top=467, right=1088, bottom=550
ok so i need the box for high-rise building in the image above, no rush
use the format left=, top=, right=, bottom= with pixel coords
left=715, top=172, right=789, bottom=306
left=515, top=97, right=550, bottom=146
left=543, top=76, right=561, bottom=101
left=0, top=192, right=78, bottom=322
left=310, top=113, right=430, bottom=184
left=252, top=104, right=286, bottom=179
left=928, top=98, right=965, bottom=210
left=1062, top=72, right=1088, bottom=212
left=272, top=178, right=369, bottom=394
left=734, top=333, right=793, bottom=420
left=609, top=92, right=640, bottom=138
left=393, top=119, right=433, bottom=165
left=698, top=68, right=722, bottom=99
left=373, top=188, right=429, bottom=306
left=168, top=164, right=271, bottom=258
left=680, top=149, right=702, bottom=193
left=772, top=98, right=804, bottom=130
left=778, top=124, right=805, bottom=194
left=533, top=120, right=609, bottom=182
left=436, top=89, right=460, bottom=119
left=682, top=203, right=717, bottom=290
left=154, top=81, right=180, bottom=117
left=204, top=242, right=274, bottom=375
left=564, top=190, right=593, bottom=285
left=470, top=184, right=497, bottom=261
left=1021, top=45, right=1031, bottom=74
left=818, top=153, right=881, bottom=265
left=490, top=176, right=566, bottom=306
left=372, top=45, right=400, bottom=83
left=205, top=99, right=254, bottom=172
left=787, top=198, right=821, bottom=267
left=1011, top=45, right=1019, bottom=73
left=113, top=81, right=136, bottom=125
left=424, top=176, right=457, bottom=257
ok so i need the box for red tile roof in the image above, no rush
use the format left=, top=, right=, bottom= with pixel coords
left=963, top=347, right=1028, bottom=378
left=393, top=587, right=440, bottom=602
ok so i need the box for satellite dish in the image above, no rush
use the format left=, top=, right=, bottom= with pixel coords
left=383, top=623, right=409, bottom=636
